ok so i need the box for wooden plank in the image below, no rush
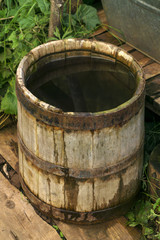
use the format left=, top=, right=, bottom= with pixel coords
left=143, top=63, right=160, bottom=80
left=0, top=124, right=18, bottom=172
left=93, top=9, right=108, bottom=36
left=0, top=172, right=61, bottom=240
left=144, top=75, right=160, bottom=116
left=55, top=217, right=141, bottom=240
left=94, top=31, right=122, bottom=45
left=146, top=75, right=160, bottom=99
left=130, top=50, right=154, bottom=68
left=120, top=44, right=134, bottom=52
left=98, top=9, right=107, bottom=26
left=138, top=57, right=154, bottom=68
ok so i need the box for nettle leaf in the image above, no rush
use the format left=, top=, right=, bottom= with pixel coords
left=18, top=0, right=33, bottom=6
left=8, top=31, right=19, bottom=49
left=2, top=69, right=12, bottom=79
left=25, top=33, right=33, bottom=41
left=0, top=53, right=5, bottom=63
left=53, top=27, right=61, bottom=39
left=8, top=7, right=20, bottom=17
left=1, top=79, right=17, bottom=115
left=136, top=200, right=152, bottom=225
left=149, top=209, right=159, bottom=220
left=153, top=198, right=160, bottom=211
left=4, top=25, right=11, bottom=34
left=0, top=48, right=12, bottom=63
left=6, top=48, right=12, bottom=58
left=126, top=211, right=135, bottom=222
left=0, top=74, right=9, bottom=88
left=19, top=16, right=35, bottom=29
left=0, top=9, right=7, bottom=18
left=31, top=39, right=40, bottom=47
left=0, top=82, right=9, bottom=98
left=128, top=222, right=139, bottom=227
left=143, top=227, right=154, bottom=236
left=75, top=4, right=100, bottom=30
left=19, top=33, right=24, bottom=41
left=35, top=0, right=49, bottom=14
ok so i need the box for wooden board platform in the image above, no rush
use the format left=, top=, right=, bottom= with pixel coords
left=0, top=172, right=61, bottom=240
left=3, top=9, right=160, bottom=240
left=0, top=125, right=142, bottom=240
left=97, top=10, right=160, bottom=116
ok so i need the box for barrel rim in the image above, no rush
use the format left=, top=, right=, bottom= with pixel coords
left=16, top=39, right=145, bottom=130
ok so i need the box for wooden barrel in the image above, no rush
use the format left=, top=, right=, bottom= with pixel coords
left=16, top=39, right=145, bottom=224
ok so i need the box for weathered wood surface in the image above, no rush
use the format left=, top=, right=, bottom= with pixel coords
left=0, top=124, right=18, bottom=172
left=55, top=217, right=141, bottom=240
left=0, top=125, right=142, bottom=239
left=0, top=171, right=61, bottom=240
left=96, top=10, right=160, bottom=116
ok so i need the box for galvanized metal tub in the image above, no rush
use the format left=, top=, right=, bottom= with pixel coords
left=101, top=0, right=160, bottom=63
left=16, top=39, right=145, bottom=224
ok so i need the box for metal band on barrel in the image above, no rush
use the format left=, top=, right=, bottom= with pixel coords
left=18, top=128, right=144, bottom=179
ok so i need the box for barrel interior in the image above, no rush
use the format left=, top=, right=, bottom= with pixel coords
left=26, top=51, right=137, bottom=113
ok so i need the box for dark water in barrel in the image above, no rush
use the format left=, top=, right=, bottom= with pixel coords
left=26, top=56, right=137, bottom=113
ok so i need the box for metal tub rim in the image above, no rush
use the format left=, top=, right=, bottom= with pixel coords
left=130, top=0, right=160, bottom=14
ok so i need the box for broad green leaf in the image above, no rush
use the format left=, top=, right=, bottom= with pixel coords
left=8, top=31, right=19, bottom=49
left=18, top=0, right=33, bottom=6
left=149, top=209, right=159, bottom=220
left=75, top=4, right=100, bottom=30
left=2, top=69, right=12, bottom=79
left=8, top=7, right=19, bottom=17
left=136, top=200, right=152, bottom=225
left=25, top=33, right=32, bottom=41
left=35, top=0, right=49, bottom=14
left=126, top=211, right=135, bottom=222
left=4, top=25, right=11, bottom=34
left=32, top=39, right=40, bottom=47
left=0, top=9, right=7, bottom=18
left=0, top=82, right=8, bottom=97
left=19, top=16, right=35, bottom=29
left=0, top=49, right=12, bottom=63
left=1, top=88, right=17, bottom=114
left=19, top=33, right=24, bottom=41
left=128, top=222, right=139, bottom=227
left=1, top=79, right=17, bottom=115
left=0, top=75, right=9, bottom=88
left=62, top=28, right=73, bottom=39
left=63, top=13, right=77, bottom=28
left=153, top=198, right=160, bottom=211
left=0, top=53, right=5, bottom=63
left=143, top=227, right=154, bottom=236
left=53, top=27, right=61, bottom=39
left=154, top=233, right=160, bottom=239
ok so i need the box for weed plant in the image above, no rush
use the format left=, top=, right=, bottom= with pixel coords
left=0, top=0, right=100, bottom=116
